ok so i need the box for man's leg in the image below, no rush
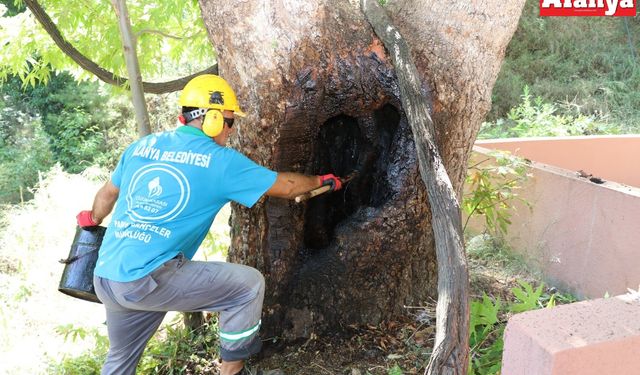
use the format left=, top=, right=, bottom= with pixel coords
left=95, top=257, right=265, bottom=375
left=102, top=309, right=166, bottom=375
left=216, top=267, right=265, bottom=362
left=94, top=275, right=167, bottom=375
left=143, top=257, right=266, bottom=374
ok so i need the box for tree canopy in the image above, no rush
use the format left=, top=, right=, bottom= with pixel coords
left=0, top=0, right=214, bottom=87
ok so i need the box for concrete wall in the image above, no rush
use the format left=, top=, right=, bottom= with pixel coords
left=476, top=135, right=640, bottom=188
left=470, top=140, right=640, bottom=299
left=502, top=293, right=640, bottom=375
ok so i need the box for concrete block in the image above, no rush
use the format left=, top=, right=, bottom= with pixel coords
left=502, top=294, right=640, bottom=375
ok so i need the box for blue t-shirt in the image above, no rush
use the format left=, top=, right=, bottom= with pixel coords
left=94, top=126, right=277, bottom=282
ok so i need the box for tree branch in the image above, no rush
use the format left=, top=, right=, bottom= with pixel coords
left=360, top=1, right=470, bottom=374
left=23, top=0, right=217, bottom=94
left=136, top=28, right=203, bottom=40
left=111, top=0, right=150, bottom=136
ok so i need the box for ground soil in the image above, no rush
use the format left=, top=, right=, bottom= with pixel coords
left=248, top=252, right=539, bottom=375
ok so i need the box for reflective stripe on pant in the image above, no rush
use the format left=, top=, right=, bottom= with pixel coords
left=93, top=255, right=265, bottom=374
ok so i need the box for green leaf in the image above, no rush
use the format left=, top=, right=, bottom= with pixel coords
left=387, top=364, right=403, bottom=375
left=0, top=0, right=215, bottom=86
left=509, top=280, right=544, bottom=313
left=470, top=294, right=501, bottom=332
left=546, top=294, right=556, bottom=308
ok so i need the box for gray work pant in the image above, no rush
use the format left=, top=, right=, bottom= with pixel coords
left=93, top=254, right=265, bottom=375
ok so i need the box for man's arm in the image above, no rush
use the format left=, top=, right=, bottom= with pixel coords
left=265, top=172, right=342, bottom=200
left=90, top=180, right=120, bottom=225
left=265, top=172, right=321, bottom=200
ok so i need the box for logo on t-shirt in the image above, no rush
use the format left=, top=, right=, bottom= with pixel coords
left=147, top=177, right=163, bottom=198
left=125, top=163, right=191, bottom=223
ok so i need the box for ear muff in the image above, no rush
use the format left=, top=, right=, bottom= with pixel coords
left=202, top=110, right=224, bottom=137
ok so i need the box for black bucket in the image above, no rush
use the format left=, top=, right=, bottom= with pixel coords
left=58, top=225, right=106, bottom=304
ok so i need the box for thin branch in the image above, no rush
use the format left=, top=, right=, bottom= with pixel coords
left=135, top=28, right=203, bottom=40
left=111, top=0, right=150, bottom=136
left=463, top=199, right=485, bottom=232
left=23, top=0, right=217, bottom=94
left=467, top=158, right=491, bottom=170
left=463, top=195, right=516, bottom=233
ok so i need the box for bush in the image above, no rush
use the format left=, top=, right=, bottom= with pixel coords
left=463, top=150, right=531, bottom=237
left=489, top=0, right=640, bottom=132
left=0, top=73, right=137, bottom=203
left=4, top=73, right=133, bottom=172
left=480, top=86, right=616, bottom=139
left=0, top=120, right=54, bottom=203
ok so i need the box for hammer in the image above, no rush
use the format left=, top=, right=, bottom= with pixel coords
left=294, top=171, right=358, bottom=203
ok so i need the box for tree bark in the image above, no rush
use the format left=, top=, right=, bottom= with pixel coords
left=361, top=2, right=469, bottom=373
left=24, top=0, right=218, bottom=94
left=111, top=0, right=151, bottom=137
left=198, top=0, right=523, bottom=358
left=183, top=310, right=205, bottom=334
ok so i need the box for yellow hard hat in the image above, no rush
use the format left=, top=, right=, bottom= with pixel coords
left=178, top=74, right=246, bottom=117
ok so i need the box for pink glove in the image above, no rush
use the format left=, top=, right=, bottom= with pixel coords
left=319, top=174, right=343, bottom=192
left=76, top=210, right=98, bottom=227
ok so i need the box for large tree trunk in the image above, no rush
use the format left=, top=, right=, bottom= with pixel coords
left=199, top=0, right=524, bottom=348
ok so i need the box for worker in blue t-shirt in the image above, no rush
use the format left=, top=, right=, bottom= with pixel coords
left=76, top=74, right=343, bottom=375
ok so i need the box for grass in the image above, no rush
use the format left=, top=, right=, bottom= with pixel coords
left=465, top=233, right=577, bottom=375
left=489, top=0, right=640, bottom=134
left=467, top=234, right=539, bottom=280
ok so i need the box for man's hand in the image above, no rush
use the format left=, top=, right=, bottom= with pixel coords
left=319, top=174, right=343, bottom=192
left=76, top=210, right=98, bottom=227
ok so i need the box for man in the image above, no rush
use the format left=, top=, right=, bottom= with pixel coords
left=76, top=74, right=342, bottom=375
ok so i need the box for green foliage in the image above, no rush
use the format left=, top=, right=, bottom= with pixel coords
left=0, top=0, right=24, bottom=16
left=467, top=234, right=538, bottom=280
left=509, top=280, right=544, bottom=313
left=469, top=294, right=504, bottom=375
left=0, top=73, right=55, bottom=203
left=200, top=231, right=230, bottom=260
left=468, top=281, right=575, bottom=375
left=50, top=315, right=220, bottom=375
left=0, top=72, right=137, bottom=203
left=56, top=324, right=109, bottom=347
left=0, top=0, right=214, bottom=85
left=480, top=86, right=616, bottom=139
left=489, top=0, right=640, bottom=132
left=4, top=72, right=131, bottom=171
left=463, top=151, right=530, bottom=237
left=51, top=325, right=109, bottom=375
left=138, top=315, right=220, bottom=374
left=13, top=284, right=31, bottom=301
left=0, top=120, right=54, bottom=203
left=387, top=364, right=403, bottom=375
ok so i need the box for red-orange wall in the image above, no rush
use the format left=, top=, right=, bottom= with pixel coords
left=468, top=142, right=640, bottom=299
left=476, top=135, right=640, bottom=188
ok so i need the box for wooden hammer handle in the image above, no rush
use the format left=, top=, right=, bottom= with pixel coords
left=294, top=185, right=332, bottom=203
